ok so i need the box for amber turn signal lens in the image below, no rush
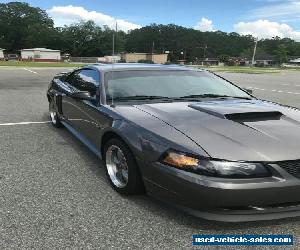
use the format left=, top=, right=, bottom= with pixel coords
left=163, top=152, right=199, bottom=169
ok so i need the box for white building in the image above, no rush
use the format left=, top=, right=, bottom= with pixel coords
left=21, top=48, right=61, bottom=61
left=97, top=55, right=121, bottom=63
left=290, top=58, right=300, bottom=65
left=0, top=48, right=4, bottom=59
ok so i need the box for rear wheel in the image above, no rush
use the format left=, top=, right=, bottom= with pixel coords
left=49, top=99, right=63, bottom=128
left=104, top=138, right=144, bottom=195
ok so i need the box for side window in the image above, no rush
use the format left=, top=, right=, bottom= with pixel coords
left=66, top=69, right=100, bottom=96
left=75, top=69, right=100, bottom=96
left=65, top=71, right=79, bottom=87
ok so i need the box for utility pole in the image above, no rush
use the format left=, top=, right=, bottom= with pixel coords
left=152, top=41, right=155, bottom=54
left=195, top=45, right=207, bottom=65
left=203, top=44, right=207, bottom=59
left=112, top=34, right=115, bottom=56
left=112, top=22, right=118, bottom=56
left=251, top=38, right=258, bottom=67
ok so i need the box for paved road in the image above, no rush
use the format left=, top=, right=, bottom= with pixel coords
left=219, top=71, right=300, bottom=109
left=0, top=67, right=300, bottom=249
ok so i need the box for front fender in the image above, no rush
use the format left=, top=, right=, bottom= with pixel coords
left=100, top=120, right=168, bottom=163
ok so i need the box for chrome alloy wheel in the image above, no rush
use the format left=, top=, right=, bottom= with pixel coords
left=106, top=145, right=129, bottom=188
left=50, top=111, right=57, bottom=124
left=49, top=102, right=57, bottom=124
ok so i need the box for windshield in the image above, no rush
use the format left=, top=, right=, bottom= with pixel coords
left=105, top=70, right=251, bottom=102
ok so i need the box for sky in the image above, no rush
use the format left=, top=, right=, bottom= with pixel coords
left=1, top=0, right=300, bottom=40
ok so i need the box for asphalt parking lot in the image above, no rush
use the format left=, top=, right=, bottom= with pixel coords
left=220, top=71, right=300, bottom=109
left=0, top=67, right=300, bottom=249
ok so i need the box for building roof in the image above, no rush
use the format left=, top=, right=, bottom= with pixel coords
left=21, top=48, right=60, bottom=52
left=122, top=52, right=167, bottom=55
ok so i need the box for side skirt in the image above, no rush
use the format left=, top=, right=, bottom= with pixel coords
left=61, top=121, right=102, bottom=159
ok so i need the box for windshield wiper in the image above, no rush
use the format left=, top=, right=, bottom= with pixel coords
left=179, top=94, right=252, bottom=100
left=108, top=95, right=172, bottom=101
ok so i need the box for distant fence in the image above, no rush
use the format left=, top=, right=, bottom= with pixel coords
left=70, top=57, right=98, bottom=63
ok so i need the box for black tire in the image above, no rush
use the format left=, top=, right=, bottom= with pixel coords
left=103, top=138, right=144, bottom=195
left=49, top=99, right=63, bottom=128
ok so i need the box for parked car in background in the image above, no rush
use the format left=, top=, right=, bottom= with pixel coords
left=5, top=54, right=19, bottom=61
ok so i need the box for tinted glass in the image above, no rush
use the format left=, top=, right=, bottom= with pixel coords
left=65, top=72, right=78, bottom=86
left=105, top=70, right=250, bottom=99
left=67, top=69, right=100, bottom=96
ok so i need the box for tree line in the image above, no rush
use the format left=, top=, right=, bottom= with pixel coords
left=1, top=2, right=300, bottom=63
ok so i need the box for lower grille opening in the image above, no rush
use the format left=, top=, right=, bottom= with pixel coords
left=277, top=160, right=300, bottom=179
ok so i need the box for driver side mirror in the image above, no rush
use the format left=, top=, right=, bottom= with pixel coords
left=71, top=91, right=95, bottom=101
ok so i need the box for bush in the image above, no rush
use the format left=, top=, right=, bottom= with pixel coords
left=137, top=59, right=154, bottom=64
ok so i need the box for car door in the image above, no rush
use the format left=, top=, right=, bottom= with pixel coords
left=66, top=68, right=106, bottom=146
left=61, top=70, right=84, bottom=132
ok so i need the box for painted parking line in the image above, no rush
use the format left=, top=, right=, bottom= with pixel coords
left=280, top=83, right=300, bottom=87
left=246, top=86, right=300, bottom=95
left=0, top=121, right=50, bottom=126
left=23, top=68, right=39, bottom=75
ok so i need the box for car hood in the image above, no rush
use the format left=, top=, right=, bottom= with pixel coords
left=133, top=99, right=300, bottom=162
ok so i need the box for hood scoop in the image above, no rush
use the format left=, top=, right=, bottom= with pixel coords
left=224, top=111, right=282, bottom=122
left=189, top=100, right=283, bottom=122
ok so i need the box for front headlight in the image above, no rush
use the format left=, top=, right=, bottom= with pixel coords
left=161, top=151, right=271, bottom=178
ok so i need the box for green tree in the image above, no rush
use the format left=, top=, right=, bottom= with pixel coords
left=240, top=47, right=270, bottom=60
left=1, top=2, right=300, bottom=60
left=274, top=44, right=288, bottom=64
left=125, top=24, right=255, bottom=62
left=60, top=21, right=126, bottom=56
left=0, top=2, right=56, bottom=51
left=218, top=54, right=230, bottom=62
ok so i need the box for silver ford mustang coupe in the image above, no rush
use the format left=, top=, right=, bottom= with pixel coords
left=47, top=63, right=300, bottom=222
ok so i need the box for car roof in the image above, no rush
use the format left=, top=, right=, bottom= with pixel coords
left=88, top=63, right=205, bottom=73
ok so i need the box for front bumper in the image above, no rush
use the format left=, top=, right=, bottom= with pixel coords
left=139, top=160, right=300, bottom=222
left=175, top=202, right=300, bottom=222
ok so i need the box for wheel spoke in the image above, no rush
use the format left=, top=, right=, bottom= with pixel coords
left=115, top=168, right=123, bottom=180
left=122, top=169, right=128, bottom=182
left=112, top=153, right=119, bottom=165
left=116, top=150, right=124, bottom=162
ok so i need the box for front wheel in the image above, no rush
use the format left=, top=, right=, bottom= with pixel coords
left=49, top=99, right=63, bottom=128
left=103, top=138, right=144, bottom=195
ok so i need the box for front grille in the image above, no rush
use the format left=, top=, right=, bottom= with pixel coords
left=277, top=160, right=300, bottom=178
